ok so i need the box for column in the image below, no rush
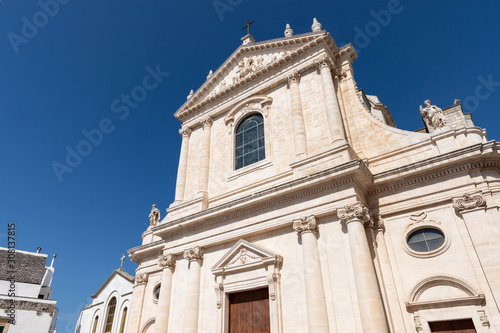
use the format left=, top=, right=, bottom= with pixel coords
left=316, top=57, right=346, bottom=145
left=155, top=254, right=176, bottom=333
left=293, top=216, right=330, bottom=333
left=182, top=246, right=204, bottom=333
left=337, top=203, right=389, bottom=333
left=174, top=127, right=191, bottom=202
left=287, top=70, right=308, bottom=157
left=125, top=273, right=148, bottom=333
left=197, top=117, right=213, bottom=194
left=453, top=193, right=500, bottom=310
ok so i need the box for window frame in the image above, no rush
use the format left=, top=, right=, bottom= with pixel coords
left=234, top=112, right=266, bottom=170
left=403, top=224, right=450, bottom=259
left=103, top=297, right=117, bottom=333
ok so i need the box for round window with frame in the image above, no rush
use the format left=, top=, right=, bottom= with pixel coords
left=235, top=113, right=265, bottom=170
left=404, top=225, right=450, bottom=259
left=153, top=284, right=161, bottom=301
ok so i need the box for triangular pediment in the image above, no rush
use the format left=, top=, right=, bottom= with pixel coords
left=175, top=31, right=337, bottom=121
left=212, top=239, right=282, bottom=274
left=91, top=269, right=134, bottom=299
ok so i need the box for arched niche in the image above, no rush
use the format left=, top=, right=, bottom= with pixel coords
left=406, top=275, right=485, bottom=312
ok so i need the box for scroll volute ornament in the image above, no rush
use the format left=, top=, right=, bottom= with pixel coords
left=337, top=203, right=372, bottom=226
left=453, top=193, right=486, bottom=211
left=201, top=116, right=213, bottom=128
left=183, top=246, right=205, bottom=261
left=135, top=273, right=148, bottom=285
left=158, top=253, right=176, bottom=268
left=293, top=215, right=318, bottom=235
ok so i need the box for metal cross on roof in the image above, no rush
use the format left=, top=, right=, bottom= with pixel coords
left=242, top=20, right=255, bottom=35
left=120, top=253, right=126, bottom=269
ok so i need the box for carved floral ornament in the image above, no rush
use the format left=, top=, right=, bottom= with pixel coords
left=201, top=116, right=213, bottom=128
left=337, top=203, right=372, bottom=226
left=315, top=56, right=332, bottom=71
left=453, top=192, right=486, bottom=211
left=183, top=246, right=205, bottom=261
left=292, top=215, right=318, bottom=235
left=287, top=70, right=300, bottom=85
left=135, top=273, right=148, bottom=285
left=158, top=253, right=176, bottom=268
left=179, top=127, right=192, bottom=138
left=206, top=52, right=289, bottom=99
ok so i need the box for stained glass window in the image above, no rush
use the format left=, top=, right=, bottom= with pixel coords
left=235, top=113, right=265, bottom=170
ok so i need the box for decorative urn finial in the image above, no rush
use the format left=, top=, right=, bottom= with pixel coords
left=311, top=17, right=322, bottom=32
left=206, top=70, right=213, bottom=80
left=284, top=23, right=293, bottom=37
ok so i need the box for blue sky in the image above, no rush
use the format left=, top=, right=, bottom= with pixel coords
left=1, top=1, right=499, bottom=332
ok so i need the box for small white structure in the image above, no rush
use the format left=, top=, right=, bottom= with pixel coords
left=74, top=260, right=133, bottom=333
left=0, top=247, right=58, bottom=333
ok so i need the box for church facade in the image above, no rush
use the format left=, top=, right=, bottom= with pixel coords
left=126, top=19, right=500, bottom=333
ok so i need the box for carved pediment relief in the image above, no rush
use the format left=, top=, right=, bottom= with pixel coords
left=175, top=33, right=334, bottom=121
left=202, top=51, right=289, bottom=102
left=212, top=239, right=282, bottom=274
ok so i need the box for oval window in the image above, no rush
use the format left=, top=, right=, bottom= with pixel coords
left=154, top=284, right=161, bottom=300
left=407, top=228, right=445, bottom=252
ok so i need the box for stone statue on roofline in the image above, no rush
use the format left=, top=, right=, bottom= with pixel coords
left=420, top=99, right=446, bottom=131
left=149, top=204, right=160, bottom=226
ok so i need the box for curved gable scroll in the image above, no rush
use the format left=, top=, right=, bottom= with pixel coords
left=406, top=275, right=485, bottom=312
left=224, top=95, right=273, bottom=130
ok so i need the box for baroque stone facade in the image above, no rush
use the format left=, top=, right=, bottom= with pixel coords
left=127, top=20, right=500, bottom=333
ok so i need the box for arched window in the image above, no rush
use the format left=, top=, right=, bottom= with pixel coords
left=119, top=307, right=128, bottom=333
left=91, top=316, right=99, bottom=333
left=104, top=297, right=116, bottom=333
left=235, top=113, right=265, bottom=169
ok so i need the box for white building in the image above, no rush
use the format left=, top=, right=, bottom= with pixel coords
left=126, top=19, right=500, bottom=333
left=0, top=247, right=58, bottom=333
left=74, top=265, right=133, bottom=333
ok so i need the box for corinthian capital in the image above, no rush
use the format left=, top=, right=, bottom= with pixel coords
left=135, top=273, right=148, bottom=285
left=158, top=253, right=176, bottom=268
left=337, top=203, right=371, bottom=225
left=293, top=215, right=318, bottom=235
left=453, top=193, right=486, bottom=211
left=315, top=56, right=330, bottom=71
left=201, top=116, right=213, bottom=128
left=287, top=70, right=300, bottom=85
left=183, top=246, right=205, bottom=261
left=179, top=127, right=192, bottom=138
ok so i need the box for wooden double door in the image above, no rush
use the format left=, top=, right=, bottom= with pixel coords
left=228, top=288, right=270, bottom=333
left=429, top=319, right=477, bottom=333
